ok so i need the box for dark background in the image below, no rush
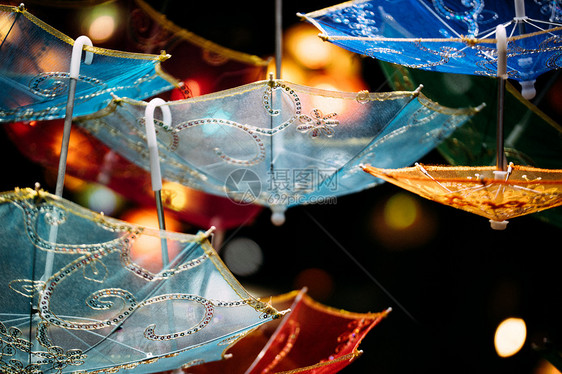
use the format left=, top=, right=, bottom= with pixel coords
left=2, top=1, right=562, bottom=373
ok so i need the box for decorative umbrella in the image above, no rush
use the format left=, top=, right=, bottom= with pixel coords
left=299, top=0, right=562, bottom=99
left=0, top=3, right=177, bottom=123
left=0, top=187, right=282, bottom=373
left=184, top=288, right=391, bottom=374
left=74, top=78, right=482, bottom=225
left=362, top=162, right=562, bottom=229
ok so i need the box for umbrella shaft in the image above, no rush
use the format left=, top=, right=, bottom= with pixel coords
left=55, top=78, right=78, bottom=197
left=154, top=191, right=170, bottom=266
left=275, top=0, right=282, bottom=78
left=496, top=78, right=506, bottom=171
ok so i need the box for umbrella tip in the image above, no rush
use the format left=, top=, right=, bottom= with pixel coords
left=271, top=207, right=286, bottom=226
left=520, top=80, right=536, bottom=100
left=203, top=226, right=216, bottom=238
left=489, top=220, right=509, bottom=230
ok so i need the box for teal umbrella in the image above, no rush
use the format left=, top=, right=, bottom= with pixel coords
left=75, top=78, right=482, bottom=225
left=0, top=187, right=282, bottom=373
left=0, top=3, right=176, bottom=123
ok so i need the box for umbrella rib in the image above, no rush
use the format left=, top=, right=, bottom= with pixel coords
left=415, top=163, right=453, bottom=193
left=66, top=326, right=149, bottom=356
left=479, top=21, right=515, bottom=39
left=0, top=10, right=19, bottom=51
left=0, top=314, right=31, bottom=326
left=524, top=18, right=562, bottom=31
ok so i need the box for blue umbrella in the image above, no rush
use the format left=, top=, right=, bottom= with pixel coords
left=0, top=4, right=176, bottom=123
left=75, top=77, right=482, bottom=225
left=299, top=0, right=562, bottom=99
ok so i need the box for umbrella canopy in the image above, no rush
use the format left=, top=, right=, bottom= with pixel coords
left=244, top=288, right=390, bottom=374
left=362, top=162, right=562, bottom=229
left=299, top=0, right=562, bottom=99
left=0, top=187, right=282, bottom=373
left=74, top=78, right=482, bottom=225
left=0, top=3, right=176, bottom=123
left=183, top=288, right=390, bottom=374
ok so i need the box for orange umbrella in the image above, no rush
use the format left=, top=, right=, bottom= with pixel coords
left=182, top=288, right=390, bottom=373
left=362, top=163, right=562, bottom=230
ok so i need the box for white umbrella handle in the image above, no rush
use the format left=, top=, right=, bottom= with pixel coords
left=144, top=98, right=171, bottom=191
left=514, top=0, right=526, bottom=20
left=496, top=25, right=507, bottom=79
left=70, top=35, right=93, bottom=79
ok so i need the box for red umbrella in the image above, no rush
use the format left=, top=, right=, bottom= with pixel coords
left=182, top=288, right=390, bottom=373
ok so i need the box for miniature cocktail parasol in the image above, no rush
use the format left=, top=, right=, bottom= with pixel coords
left=0, top=187, right=282, bottom=373
left=75, top=78, right=482, bottom=225
left=299, top=0, right=562, bottom=99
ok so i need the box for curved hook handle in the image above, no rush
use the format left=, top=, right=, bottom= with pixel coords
left=70, top=35, right=93, bottom=79
left=145, top=98, right=172, bottom=191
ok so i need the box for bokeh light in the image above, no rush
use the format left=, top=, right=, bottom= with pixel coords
left=285, top=23, right=332, bottom=70
left=222, top=237, right=263, bottom=276
left=384, top=192, right=419, bottom=230
left=76, top=183, right=124, bottom=216
left=88, top=15, right=115, bottom=43
left=80, top=4, right=120, bottom=44
left=494, top=317, right=527, bottom=358
left=369, top=191, right=437, bottom=250
left=162, top=182, right=195, bottom=211
left=49, top=126, right=95, bottom=170
left=294, top=268, right=334, bottom=301
left=120, top=207, right=183, bottom=273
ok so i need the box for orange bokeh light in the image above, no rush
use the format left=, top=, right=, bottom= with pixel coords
left=120, top=207, right=183, bottom=273
left=48, top=126, right=96, bottom=171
